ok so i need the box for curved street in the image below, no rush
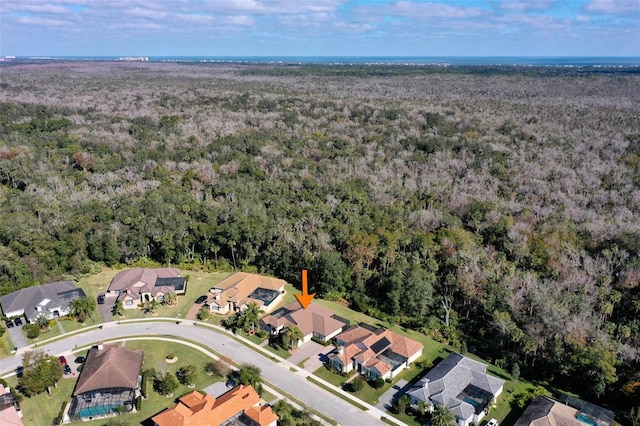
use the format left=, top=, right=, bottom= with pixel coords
left=1, top=319, right=393, bottom=426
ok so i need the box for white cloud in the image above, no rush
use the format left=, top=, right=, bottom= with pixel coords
left=584, top=0, right=640, bottom=15
left=500, top=0, right=555, bottom=12
left=224, top=15, right=255, bottom=26
left=16, top=16, right=67, bottom=26
left=12, top=4, right=70, bottom=14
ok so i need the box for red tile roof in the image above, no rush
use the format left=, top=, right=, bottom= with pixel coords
left=151, top=385, right=277, bottom=426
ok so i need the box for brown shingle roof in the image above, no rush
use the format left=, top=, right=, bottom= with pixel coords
left=212, top=272, right=286, bottom=307
left=262, top=302, right=344, bottom=338
left=335, top=325, right=375, bottom=345
left=152, top=385, right=277, bottom=426
left=73, top=344, right=143, bottom=395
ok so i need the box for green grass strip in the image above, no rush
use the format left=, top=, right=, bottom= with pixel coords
left=271, top=385, right=338, bottom=426
left=306, top=376, right=369, bottom=411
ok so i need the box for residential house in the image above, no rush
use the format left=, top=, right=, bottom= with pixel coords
left=0, top=384, right=23, bottom=426
left=68, top=343, right=143, bottom=421
left=106, top=268, right=186, bottom=308
left=205, top=272, right=286, bottom=314
left=260, top=301, right=347, bottom=345
left=0, top=281, right=86, bottom=323
left=328, top=324, right=423, bottom=380
left=407, top=352, right=505, bottom=426
left=514, top=396, right=614, bottom=426
left=151, top=384, right=278, bottom=426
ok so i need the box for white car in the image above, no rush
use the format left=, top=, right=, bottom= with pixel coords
left=486, top=419, right=499, bottom=426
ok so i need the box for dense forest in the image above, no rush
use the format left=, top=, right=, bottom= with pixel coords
left=0, top=61, right=638, bottom=418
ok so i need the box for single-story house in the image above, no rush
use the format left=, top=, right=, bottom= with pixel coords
left=205, top=272, right=286, bottom=314
left=106, top=268, right=186, bottom=308
left=407, top=352, right=505, bottom=426
left=0, top=384, right=23, bottom=426
left=260, top=301, right=348, bottom=345
left=151, top=384, right=278, bottom=426
left=328, top=324, right=423, bottom=380
left=67, top=343, right=143, bottom=422
left=0, top=281, right=86, bottom=323
left=514, top=395, right=614, bottom=426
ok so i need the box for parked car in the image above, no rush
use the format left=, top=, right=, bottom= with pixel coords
left=195, top=295, right=207, bottom=304
left=63, top=364, right=72, bottom=375
left=13, top=317, right=22, bottom=326
left=97, top=294, right=105, bottom=304
left=59, top=355, right=67, bottom=365
left=5, top=320, right=14, bottom=328
left=74, top=356, right=86, bottom=364
left=15, top=366, right=24, bottom=377
left=486, top=419, right=499, bottom=426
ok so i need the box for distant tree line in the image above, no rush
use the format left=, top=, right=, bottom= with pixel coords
left=0, top=63, right=638, bottom=419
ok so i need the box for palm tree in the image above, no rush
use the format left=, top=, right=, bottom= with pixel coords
left=284, top=326, right=303, bottom=350
left=417, top=400, right=428, bottom=422
left=112, top=300, right=125, bottom=317
left=162, top=292, right=177, bottom=306
left=70, top=297, right=96, bottom=322
left=431, top=404, right=455, bottom=426
left=36, top=314, right=50, bottom=330
left=243, top=303, right=260, bottom=333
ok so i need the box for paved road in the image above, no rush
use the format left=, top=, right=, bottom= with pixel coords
left=2, top=321, right=388, bottom=426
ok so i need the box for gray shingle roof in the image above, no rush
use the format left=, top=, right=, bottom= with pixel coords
left=0, top=281, right=85, bottom=322
left=407, top=353, right=505, bottom=422
left=73, top=344, right=143, bottom=395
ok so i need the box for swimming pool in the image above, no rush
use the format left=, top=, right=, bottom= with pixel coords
left=78, top=404, right=120, bottom=418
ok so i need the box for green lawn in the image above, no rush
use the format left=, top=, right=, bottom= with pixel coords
left=12, top=340, right=225, bottom=426
left=0, top=329, right=14, bottom=356
left=313, top=364, right=352, bottom=387
left=78, top=269, right=230, bottom=321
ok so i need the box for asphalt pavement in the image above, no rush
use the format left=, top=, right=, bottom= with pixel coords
left=1, top=320, right=394, bottom=426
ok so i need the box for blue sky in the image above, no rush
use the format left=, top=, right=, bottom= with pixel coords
left=1, top=0, right=639, bottom=57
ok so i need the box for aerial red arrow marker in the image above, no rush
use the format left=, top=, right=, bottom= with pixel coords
left=294, top=269, right=315, bottom=309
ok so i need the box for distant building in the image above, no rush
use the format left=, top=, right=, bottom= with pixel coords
left=328, top=324, right=423, bottom=379
left=151, top=384, right=278, bottom=426
left=0, top=281, right=86, bottom=323
left=68, top=343, right=143, bottom=422
left=206, top=272, right=286, bottom=314
left=514, top=395, right=614, bottom=426
left=407, top=352, right=504, bottom=426
left=106, top=268, right=186, bottom=308
left=260, top=301, right=348, bottom=344
left=0, top=384, right=23, bottom=426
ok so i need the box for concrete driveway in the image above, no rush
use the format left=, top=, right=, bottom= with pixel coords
left=375, top=379, right=411, bottom=411
left=97, top=295, right=115, bottom=323
left=6, top=322, right=27, bottom=349
left=288, top=340, right=334, bottom=372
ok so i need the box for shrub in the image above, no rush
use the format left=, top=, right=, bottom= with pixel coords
left=350, top=379, right=364, bottom=393
left=371, top=377, right=385, bottom=389
left=140, top=370, right=149, bottom=398
left=311, top=336, right=332, bottom=346
left=196, top=307, right=210, bottom=321
left=24, top=323, right=40, bottom=339
left=55, top=401, right=68, bottom=425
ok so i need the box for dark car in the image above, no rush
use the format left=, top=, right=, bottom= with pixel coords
left=5, top=320, right=14, bottom=328
left=59, top=355, right=67, bottom=365
left=15, top=366, right=24, bottom=377
left=63, top=364, right=72, bottom=375
left=195, top=295, right=207, bottom=304
left=13, top=317, right=22, bottom=326
left=74, top=356, right=86, bottom=364
left=97, top=294, right=105, bottom=304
